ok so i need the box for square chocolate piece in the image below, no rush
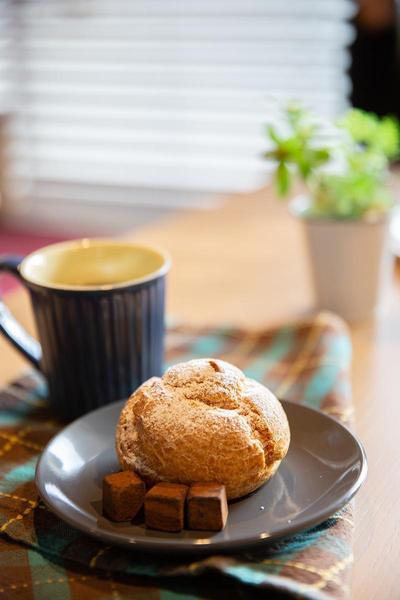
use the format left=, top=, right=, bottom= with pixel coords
left=187, top=483, right=228, bottom=531
left=144, top=482, right=188, bottom=532
left=103, top=471, right=145, bottom=522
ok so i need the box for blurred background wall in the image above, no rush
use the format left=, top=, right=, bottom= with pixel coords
left=0, top=0, right=398, bottom=236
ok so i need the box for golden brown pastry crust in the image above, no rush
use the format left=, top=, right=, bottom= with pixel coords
left=116, top=358, right=290, bottom=499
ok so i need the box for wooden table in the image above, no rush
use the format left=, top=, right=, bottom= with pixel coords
left=1, top=187, right=399, bottom=599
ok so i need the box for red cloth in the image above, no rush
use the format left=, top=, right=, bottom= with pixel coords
left=0, top=228, right=66, bottom=293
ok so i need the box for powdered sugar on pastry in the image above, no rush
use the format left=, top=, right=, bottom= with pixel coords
left=116, top=358, right=290, bottom=499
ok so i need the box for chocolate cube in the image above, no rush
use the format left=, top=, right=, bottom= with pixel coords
left=103, top=471, right=145, bottom=522
left=187, top=483, right=228, bottom=531
left=144, top=482, right=188, bottom=532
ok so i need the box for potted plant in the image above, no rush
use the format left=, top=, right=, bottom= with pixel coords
left=265, top=106, right=400, bottom=322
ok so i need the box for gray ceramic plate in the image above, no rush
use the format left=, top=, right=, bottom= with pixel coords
left=35, top=400, right=367, bottom=554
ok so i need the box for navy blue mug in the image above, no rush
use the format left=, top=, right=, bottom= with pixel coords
left=0, top=239, right=170, bottom=419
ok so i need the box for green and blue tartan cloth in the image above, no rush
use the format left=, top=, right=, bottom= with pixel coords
left=0, top=312, right=354, bottom=600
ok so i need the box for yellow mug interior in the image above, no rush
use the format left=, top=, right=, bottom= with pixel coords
left=19, top=239, right=170, bottom=291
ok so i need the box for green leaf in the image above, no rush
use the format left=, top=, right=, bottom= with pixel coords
left=312, top=148, right=331, bottom=164
left=267, top=124, right=281, bottom=145
left=276, top=162, right=291, bottom=197
left=377, top=117, right=400, bottom=158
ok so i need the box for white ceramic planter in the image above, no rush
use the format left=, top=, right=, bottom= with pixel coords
left=291, top=197, right=393, bottom=322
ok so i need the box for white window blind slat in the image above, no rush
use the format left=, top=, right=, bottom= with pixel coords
left=10, top=109, right=341, bottom=140
left=11, top=125, right=264, bottom=152
left=19, top=85, right=341, bottom=117
left=22, top=41, right=349, bottom=67
left=22, top=63, right=347, bottom=91
left=19, top=17, right=354, bottom=42
left=20, top=0, right=355, bottom=19
left=18, top=65, right=350, bottom=97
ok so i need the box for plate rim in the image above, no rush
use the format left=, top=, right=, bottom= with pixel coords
left=35, top=399, right=368, bottom=554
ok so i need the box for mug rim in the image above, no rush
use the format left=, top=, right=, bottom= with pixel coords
left=19, top=238, right=171, bottom=292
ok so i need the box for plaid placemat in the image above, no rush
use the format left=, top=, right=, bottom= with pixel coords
left=0, top=312, right=354, bottom=600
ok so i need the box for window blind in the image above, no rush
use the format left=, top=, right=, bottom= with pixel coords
left=3, top=0, right=355, bottom=209
left=0, top=7, right=11, bottom=114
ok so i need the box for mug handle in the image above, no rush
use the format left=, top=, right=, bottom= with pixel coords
left=0, top=255, right=42, bottom=370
